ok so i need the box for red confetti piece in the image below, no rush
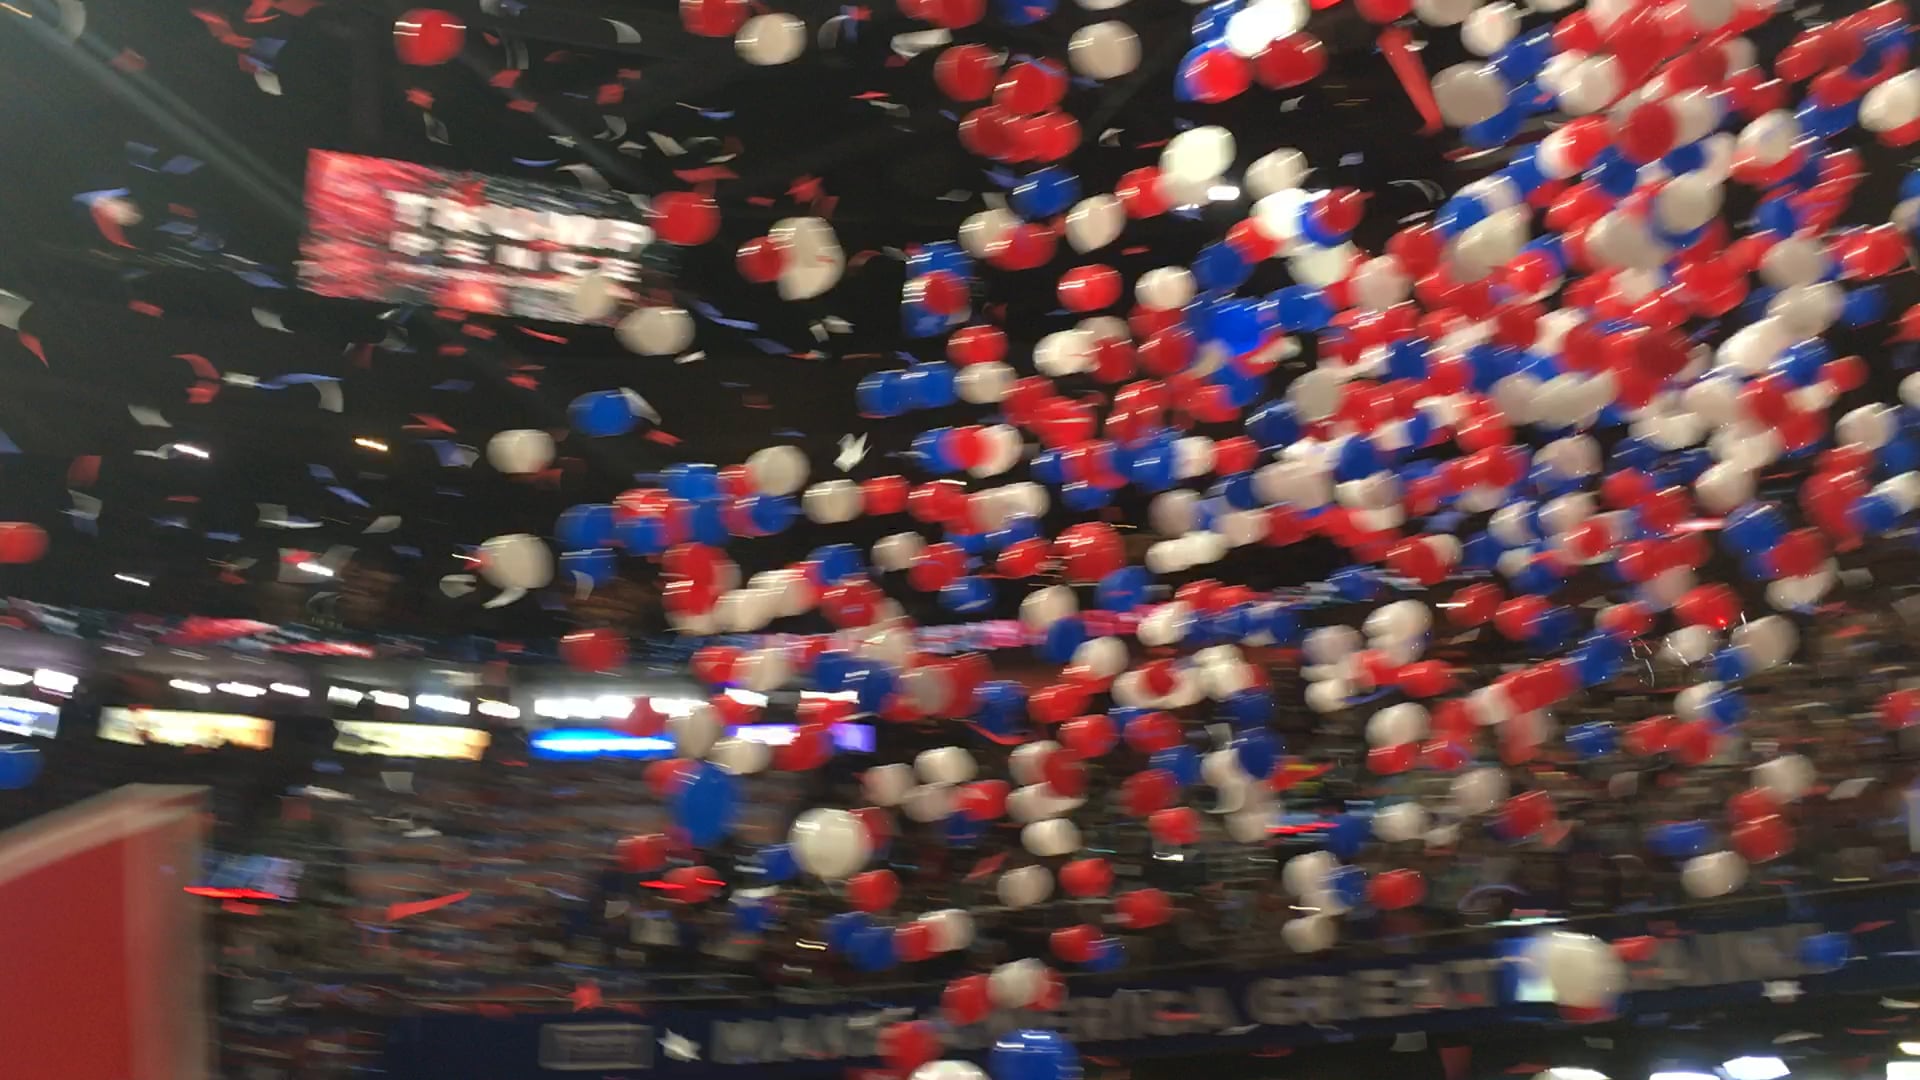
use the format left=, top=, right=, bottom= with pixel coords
left=1852, top=920, right=1894, bottom=933
left=109, top=49, right=147, bottom=72
left=674, top=166, right=739, bottom=182
left=489, top=69, right=521, bottom=88
left=129, top=301, right=164, bottom=317
left=406, top=414, right=456, bottom=434
left=436, top=344, right=468, bottom=356
left=17, top=333, right=47, bottom=366
left=516, top=327, right=570, bottom=344
left=596, top=83, right=625, bottom=106
left=406, top=88, right=435, bottom=109
left=644, top=430, right=682, bottom=446
left=508, top=99, right=539, bottom=113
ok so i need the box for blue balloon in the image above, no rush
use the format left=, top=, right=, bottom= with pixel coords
left=0, top=744, right=39, bottom=790
left=1233, top=729, right=1278, bottom=778
left=1703, top=687, right=1747, bottom=727
left=992, top=0, right=1056, bottom=25
left=1264, top=604, right=1301, bottom=645
left=826, top=911, right=869, bottom=953
left=1853, top=491, right=1903, bottom=534
left=672, top=762, right=738, bottom=848
left=1032, top=449, right=1066, bottom=486
left=1011, top=167, right=1082, bottom=220
left=1247, top=400, right=1300, bottom=450
left=1334, top=436, right=1380, bottom=482
left=1462, top=105, right=1522, bottom=149
left=1647, top=820, right=1714, bottom=859
left=811, top=543, right=864, bottom=584
left=1387, top=338, right=1431, bottom=381
left=556, top=504, right=617, bottom=549
left=1799, top=931, right=1849, bottom=969
left=857, top=371, right=908, bottom=417
left=1327, top=864, right=1369, bottom=906
left=849, top=925, right=897, bottom=971
left=734, top=896, right=771, bottom=932
left=991, top=1030, right=1081, bottom=1080
left=941, top=576, right=995, bottom=613
left=616, top=514, right=669, bottom=556
left=1273, top=285, right=1332, bottom=332
left=1041, top=616, right=1089, bottom=663
left=977, top=680, right=1026, bottom=734
left=559, top=547, right=617, bottom=586
left=1151, top=745, right=1200, bottom=787
left=1329, top=566, right=1380, bottom=602
left=904, top=363, right=959, bottom=410
left=663, top=462, right=720, bottom=501
left=758, top=843, right=798, bottom=883
left=687, top=495, right=728, bottom=546
left=1712, top=645, right=1752, bottom=683
left=1062, top=480, right=1110, bottom=511
left=1222, top=687, right=1274, bottom=727
left=1128, top=441, right=1176, bottom=491
left=1211, top=300, right=1264, bottom=353
left=1097, top=566, right=1150, bottom=610
left=569, top=390, right=639, bottom=437
left=1566, top=721, right=1616, bottom=758
left=1723, top=502, right=1787, bottom=556
left=1085, top=935, right=1125, bottom=972
left=1326, top=812, right=1371, bottom=859
left=848, top=663, right=898, bottom=714
left=946, top=812, right=985, bottom=846
left=746, top=494, right=797, bottom=534
left=1193, top=241, right=1254, bottom=292
left=814, top=649, right=858, bottom=692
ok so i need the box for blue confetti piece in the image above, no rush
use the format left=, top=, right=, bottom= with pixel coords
left=152, top=516, right=190, bottom=529
left=232, top=269, right=287, bottom=289
left=697, top=107, right=736, bottom=120
left=422, top=440, right=466, bottom=467
left=189, top=233, right=226, bottom=252
left=309, top=464, right=337, bottom=482
left=748, top=337, right=789, bottom=354
left=156, top=221, right=199, bottom=236
left=327, top=487, right=370, bottom=507
left=0, top=429, right=20, bottom=455
left=392, top=545, right=422, bottom=558
left=984, top=167, right=1019, bottom=189
left=430, top=379, right=473, bottom=392
left=127, top=142, right=159, bottom=169
left=434, top=487, right=465, bottom=497
left=512, top=157, right=562, bottom=167
left=73, top=187, right=131, bottom=206
left=258, top=374, right=338, bottom=390
left=772, top=429, right=806, bottom=438
left=161, top=155, right=204, bottom=175
left=251, top=38, right=288, bottom=59
left=205, top=532, right=242, bottom=542
left=939, top=110, right=958, bottom=123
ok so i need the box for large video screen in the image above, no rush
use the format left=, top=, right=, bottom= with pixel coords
left=298, top=151, right=656, bottom=324
left=333, top=720, right=491, bottom=760
left=98, top=707, right=274, bottom=750
left=0, top=695, right=59, bottom=739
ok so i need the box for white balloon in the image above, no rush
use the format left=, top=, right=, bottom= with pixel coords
left=921, top=911, right=975, bottom=953
left=1754, top=753, right=1814, bottom=802
left=1450, top=767, right=1508, bottom=814
left=1461, top=1, right=1519, bottom=53
left=1283, top=915, right=1337, bottom=952
left=1034, top=329, right=1094, bottom=377
left=771, top=217, right=843, bottom=300
left=1224, top=0, right=1308, bottom=56
left=672, top=704, right=722, bottom=759
left=915, top=1062, right=986, bottom=1080
left=735, top=13, right=806, bottom=64
left=902, top=783, right=955, bottom=823
left=616, top=306, right=694, bottom=355
left=480, top=534, right=553, bottom=590
left=1558, top=55, right=1623, bottom=115
left=872, top=531, right=925, bottom=572
left=1862, top=69, right=1920, bottom=133
left=956, top=360, right=1013, bottom=404
left=747, top=445, right=808, bottom=495
left=803, top=479, right=864, bottom=524
left=1022, top=818, right=1082, bottom=856
left=1681, top=851, right=1748, bottom=897
left=988, top=958, right=1046, bottom=1006
left=789, top=808, right=872, bottom=880
left=1366, top=703, right=1430, bottom=746
left=486, top=429, right=555, bottom=475
left=711, top=735, right=771, bottom=775
left=1136, top=266, right=1196, bottom=309
left=863, top=763, right=914, bottom=806
left=1433, top=63, right=1508, bottom=126
left=959, top=208, right=1017, bottom=258
left=1694, top=462, right=1755, bottom=513
left=1531, top=930, right=1626, bottom=1008
left=1065, top=194, right=1126, bottom=252
left=1414, top=0, right=1479, bottom=26
left=916, top=746, right=977, bottom=785
left=571, top=273, right=620, bottom=322
left=996, top=865, right=1053, bottom=908
left=1020, top=585, right=1077, bottom=630
left=1656, top=171, right=1724, bottom=234
left=1161, top=125, right=1235, bottom=184
left=1373, top=801, right=1429, bottom=843
left=1731, top=615, right=1797, bottom=669
left=1068, top=21, right=1141, bottom=79
left=1244, top=148, right=1309, bottom=199
left=1010, top=741, right=1061, bottom=786
left=1149, top=489, right=1201, bottom=535
left=1072, top=636, right=1129, bottom=678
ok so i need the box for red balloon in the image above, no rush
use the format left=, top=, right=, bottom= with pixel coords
left=1613, top=935, right=1658, bottom=962
left=861, top=475, right=910, bottom=515
left=1368, top=742, right=1418, bottom=775
left=1060, top=857, right=1116, bottom=898
left=948, top=324, right=1007, bottom=366
left=1185, top=48, right=1252, bottom=103
left=1115, top=167, right=1168, bottom=218
left=1732, top=814, right=1793, bottom=862
left=1058, top=265, right=1122, bottom=311
left=664, top=864, right=719, bottom=903
left=960, top=779, right=1009, bottom=821
left=1123, top=710, right=1182, bottom=753
left=880, top=1021, right=941, bottom=1073
left=1448, top=582, right=1503, bottom=627
left=943, top=976, right=992, bottom=1024
left=1624, top=715, right=1673, bottom=757
left=1254, top=34, right=1327, bottom=89
left=1149, top=807, right=1201, bottom=846
left=894, top=920, right=936, bottom=962
left=1050, top=924, right=1102, bottom=964
left=1121, top=768, right=1177, bottom=816
left=1370, top=868, right=1426, bottom=910
left=1883, top=688, right=1920, bottom=729
left=736, top=236, right=787, bottom=282
left=651, top=192, right=720, bottom=246
left=1493, top=595, right=1549, bottom=641
left=1115, top=887, right=1172, bottom=928
left=679, top=0, right=749, bottom=36
left=915, top=270, right=968, bottom=314
left=1054, top=521, right=1123, bottom=582
left=848, top=869, right=900, bottom=913
left=616, top=833, right=669, bottom=873
left=934, top=43, right=1000, bottom=100
left=561, top=629, right=627, bottom=673
left=394, top=9, right=465, bottom=65
left=1395, top=660, right=1456, bottom=698
left=995, top=60, right=1068, bottom=114
left=996, top=538, right=1049, bottom=577
left=1501, top=790, right=1554, bottom=839
left=1355, top=0, right=1412, bottom=21
left=1667, top=718, right=1719, bottom=765
left=1618, top=101, right=1677, bottom=163
left=1728, top=786, right=1782, bottom=823
left=1675, top=584, right=1740, bottom=630
left=1060, top=714, right=1117, bottom=758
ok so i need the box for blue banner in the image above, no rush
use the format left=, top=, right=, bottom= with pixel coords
left=365, top=899, right=1920, bottom=1080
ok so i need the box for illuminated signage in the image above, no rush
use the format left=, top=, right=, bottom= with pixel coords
left=333, top=720, right=491, bottom=761
left=298, top=151, right=657, bottom=324
left=530, top=723, right=874, bottom=760
left=0, top=695, right=58, bottom=738
left=99, top=707, right=274, bottom=750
